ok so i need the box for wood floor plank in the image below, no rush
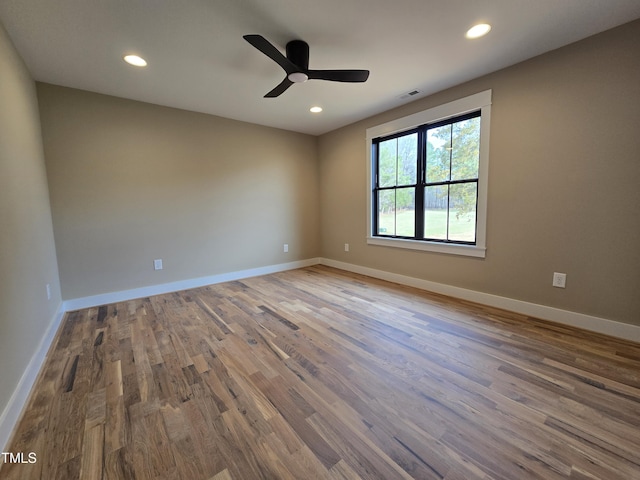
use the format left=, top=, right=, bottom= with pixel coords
left=80, top=425, right=103, bottom=480
left=2, top=265, right=640, bottom=479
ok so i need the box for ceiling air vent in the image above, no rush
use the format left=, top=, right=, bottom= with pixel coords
left=399, top=89, right=421, bottom=100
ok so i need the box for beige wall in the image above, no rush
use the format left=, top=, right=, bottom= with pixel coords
left=318, top=20, right=640, bottom=326
left=37, top=84, right=320, bottom=300
left=0, top=23, right=61, bottom=415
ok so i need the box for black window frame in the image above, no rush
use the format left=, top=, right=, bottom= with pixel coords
left=372, top=110, right=481, bottom=245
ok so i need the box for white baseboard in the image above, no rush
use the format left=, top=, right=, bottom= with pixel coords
left=63, top=258, right=322, bottom=311
left=319, top=258, right=640, bottom=343
left=0, top=302, right=65, bottom=453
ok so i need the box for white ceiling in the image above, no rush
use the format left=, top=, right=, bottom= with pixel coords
left=2, top=1, right=640, bottom=136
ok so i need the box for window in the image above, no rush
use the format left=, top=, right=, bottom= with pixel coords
left=367, top=91, right=491, bottom=257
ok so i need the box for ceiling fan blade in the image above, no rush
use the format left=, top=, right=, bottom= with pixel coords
left=307, top=69, right=370, bottom=82
left=264, top=77, right=294, bottom=98
left=243, top=34, right=298, bottom=74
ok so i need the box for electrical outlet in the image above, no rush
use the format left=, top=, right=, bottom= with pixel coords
left=46, top=283, right=51, bottom=300
left=552, top=272, right=566, bottom=288
left=154, top=259, right=163, bottom=270
left=344, top=243, right=350, bottom=252
left=283, top=244, right=289, bottom=253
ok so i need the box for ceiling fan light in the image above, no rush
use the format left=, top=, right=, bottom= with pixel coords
left=288, top=72, right=309, bottom=83
left=466, top=23, right=491, bottom=39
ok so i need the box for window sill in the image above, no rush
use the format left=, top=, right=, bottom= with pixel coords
left=367, top=236, right=486, bottom=258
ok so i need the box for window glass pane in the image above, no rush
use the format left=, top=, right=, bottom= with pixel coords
left=426, top=125, right=451, bottom=183
left=377, top=190, right=395, bottom=235
left=451, top=117, right=480, bottom=181
left=395, top=187, right=415, bottom=237
left=397, top=133, right=417, bottom=185
left=378, top=139, right=397, bottom=187
left=424, top=185, right=448, bottom=240
left=448, top=183, right=477, bottom=242
left=377, top=188, right=415, bottom=237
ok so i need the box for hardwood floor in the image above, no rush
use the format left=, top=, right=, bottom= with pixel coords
left=2, top=265, right=640, bottom=479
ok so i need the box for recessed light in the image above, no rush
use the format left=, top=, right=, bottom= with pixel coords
left=310, top=106, right=323, bottom=113
left=123, top=55, right=147, bottom=67
left=466, top=23, right=491, bottom=39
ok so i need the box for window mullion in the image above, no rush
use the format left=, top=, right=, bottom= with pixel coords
left=415, top=129, right=425, bottom=239
left=446, top=125, right=453, bottom=241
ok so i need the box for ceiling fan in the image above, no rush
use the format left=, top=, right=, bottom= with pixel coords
left=243, top=34, right=370, bottom=98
